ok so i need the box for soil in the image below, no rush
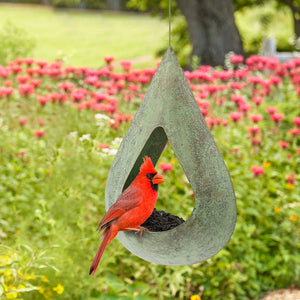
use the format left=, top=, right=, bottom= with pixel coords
left=260, top=289, right=300, bottom=300
left=142, top=208, right=185, bottom=232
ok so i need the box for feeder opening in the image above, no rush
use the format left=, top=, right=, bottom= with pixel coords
left=122, top=127, right=194, bottom=232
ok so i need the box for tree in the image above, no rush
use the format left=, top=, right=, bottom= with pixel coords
left=176, top=0, right=244, bottom=66
left=277, top=0, right=300, bottom=38
left=233, top=0, right=300, bottom=39
left=128, top=0, right=244, bottom=66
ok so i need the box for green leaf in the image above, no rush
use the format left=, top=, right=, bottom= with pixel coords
left=105, top=274, right=125, bottom=293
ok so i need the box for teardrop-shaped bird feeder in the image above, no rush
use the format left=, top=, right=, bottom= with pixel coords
left=105, top=47, right=236, bottom=265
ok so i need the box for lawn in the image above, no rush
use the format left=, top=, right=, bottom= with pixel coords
left=0, top=4, right=167, bottom=68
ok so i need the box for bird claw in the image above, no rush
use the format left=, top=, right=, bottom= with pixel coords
left=134, top=226, right=149, bottom=239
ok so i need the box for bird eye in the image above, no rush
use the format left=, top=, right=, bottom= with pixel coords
left=146, top=172, right=157, bottom=179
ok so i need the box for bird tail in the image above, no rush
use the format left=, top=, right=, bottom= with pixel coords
left=89, top=227, right=117, bottom=275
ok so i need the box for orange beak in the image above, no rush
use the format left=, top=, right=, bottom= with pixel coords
left=152, top=173, right=165, bottom=185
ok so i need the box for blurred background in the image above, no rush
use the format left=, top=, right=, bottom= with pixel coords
left=0, top=0, right=300, bottom=68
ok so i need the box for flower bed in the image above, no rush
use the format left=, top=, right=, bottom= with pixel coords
left=0, top=54, right=299, bottom=299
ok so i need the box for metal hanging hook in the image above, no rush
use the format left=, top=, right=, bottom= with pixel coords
left=169, top=0, right=171, bottom=47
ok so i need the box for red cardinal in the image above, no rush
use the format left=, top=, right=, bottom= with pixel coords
left=89, top=156, right=165, bottom=275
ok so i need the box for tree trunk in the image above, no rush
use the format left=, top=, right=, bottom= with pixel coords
left=175, top=0, right=244, bottom=66
left=293, top=11, right=300, bottom=38
left=106, top=0, right=122, bottom=11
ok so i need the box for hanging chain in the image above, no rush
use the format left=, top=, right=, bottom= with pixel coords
left=169, top=0, right=171, bottom=47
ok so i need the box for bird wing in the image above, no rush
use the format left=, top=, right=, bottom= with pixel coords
left=98, top=186, right=142, bottom=230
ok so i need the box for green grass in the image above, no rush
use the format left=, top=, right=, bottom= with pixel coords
left=0, top=4, right=167, bottom=68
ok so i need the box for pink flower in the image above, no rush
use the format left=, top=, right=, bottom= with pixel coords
left=231, top=94, right=244, bottom=104
left=93, top=92, right=108, bottom=102
left=70, top=89, right=87, bottom=102
left=229, top=54, right=244, bottom=64
left=251, top=97, right=263, bottom=107
left=37, top=119, right=45, bottom=127
left=266, top=106, right=278, bottom=115
left=0, top=67, right=10, bottom=78
left=77, top=102, right=86, bottom=110
left=59, top=81, right=75, bottom=91
left=250, top=114, right=263, bottom=123
left=138, top=76, right=150, bottom=85
left=229, top=112, right=243, bottom=123
left=31, top=79, right=42, bottom=88
left=4, top=80, right=12, bottom=87
left=159, top=162, right=173, bottom=173
left=36, top=60, right=48, bottom=68
left=289, top=128, right=300, bottom=136
left=238, top=101, right=251, bottom=114
left=205, top=117, right=215, bottom=129
left=17, top=75, right=30, bottom=84
left=10, top=65, right=22, bottom=74
left=270, top=75, right=282, bottom=85
left=278, top=140, right=290, bottom=149
left=34, top=130, right=46, bottom=138
left=18, top=117, right=28, bottom=126
left=0, top=87, right=14, bottom=98
left=247, top=76, right=263, bottom=85
left=286, top=173, right=296, bottom=184
left=106, top=98, right=118, bottom=105
left=37, top=96, right=50, bottom=106
left=19, top=84, right=34, bottom=96
left=293, top=116, right=300, bottom=127
left=250, top=165, right=264, bottom=177
left=84, top=76, right=98, bottom=86
left=250, top=136, right=262, bottom=147
left=99, top=143, right=110, bottom=149
left=248, top=126, right=260, bottom=136
left=270, top=113, right=284, bottom=124
left=120, top=61, right=132, bottom=72
left=104, top=56, right=115, bottom=64
left=229, top=82, right=242, bottom=90
left=200, top=108, right=209, bottom=117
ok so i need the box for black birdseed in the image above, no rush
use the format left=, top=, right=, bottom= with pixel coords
left=141, top=208, right=185, bottom=232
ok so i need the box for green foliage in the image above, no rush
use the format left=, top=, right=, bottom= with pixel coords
left=0, top=244, right=60, bottom=299
left=127, top=0, right=180, bottom=16
left=236, top=3, right=295, bottom=55
left=51, top=0, right=106, bottom=9
left=0, top=21, right=35, bottom=65
left=52, top=0, right=80, bottom=8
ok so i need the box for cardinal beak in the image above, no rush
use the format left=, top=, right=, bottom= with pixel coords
left=152, top=173, right=165, bottom=184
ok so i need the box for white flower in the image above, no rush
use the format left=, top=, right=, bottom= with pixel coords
left=102, top=148, right=118, bottom=155
left=69, top=131, right=78, bottom=138
left=95, top=114, right=112, bottom=121
left=79, top=134, right=91, bottom=141
left=95, top=113, right=115, bottom=126
left=112, top=137, right=122, bottom=146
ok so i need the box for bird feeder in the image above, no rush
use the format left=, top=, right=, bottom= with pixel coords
left=104, top=46, right=236, bottom=265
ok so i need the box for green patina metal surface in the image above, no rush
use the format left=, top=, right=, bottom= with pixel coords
left=105, top=47, right=237, bottom=265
